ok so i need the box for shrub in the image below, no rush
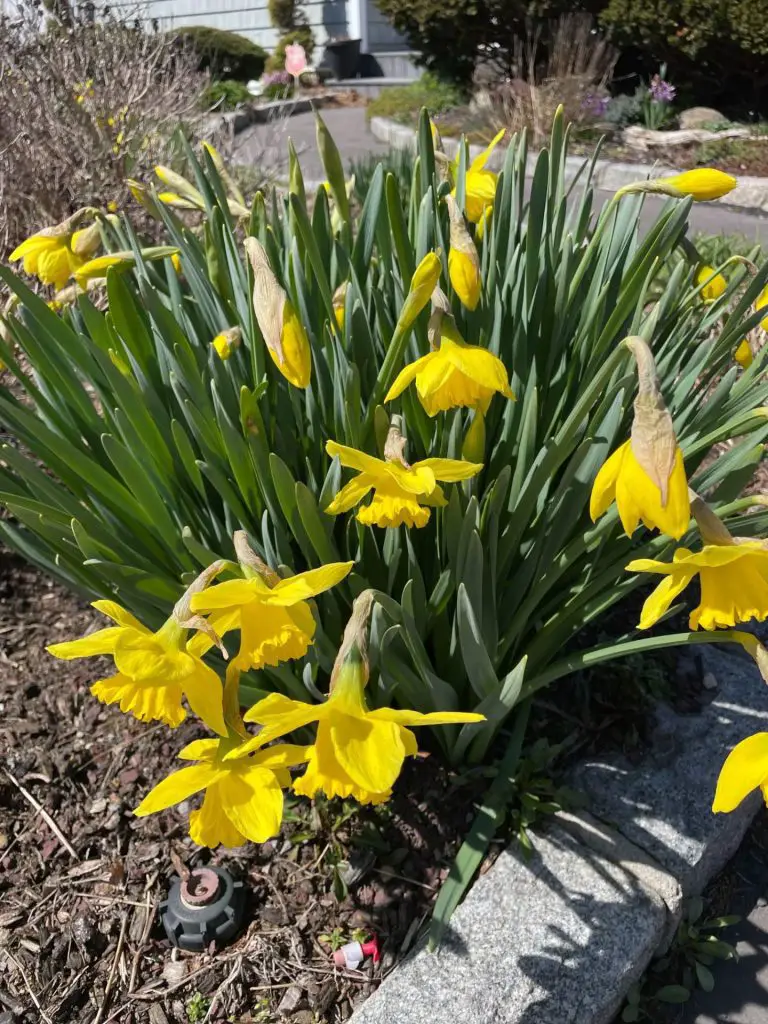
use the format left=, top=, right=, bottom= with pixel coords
left=172, top=25, right=267, bottom=81
left=366, top=73, right=464, bottom=123
left=2, top=112, right=768, bottom=938
left=0, top=3, right=204, bottom=256
left=268, top=0, right=307, bottom=32
left=260, top=71, right=295, bottom=100
left=598, top=0, right=768, bottom=111
left=265, top=27, right=316, bottom=72
left=202, top=79, right=254, bottom=110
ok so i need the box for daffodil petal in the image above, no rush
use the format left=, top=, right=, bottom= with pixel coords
left=189, top=785, right=246, bottom=847
left=330, top=713, right=406, bottom=793
left=384, top=352, right=435, bottom=403
left=177, top=738, right=220, bottom=761
left=219, top=767, right=284, bottom=843
left=182, top=663, right=227, bottom=736
left=134, top=763, right=218, bottom=816
left=589, top=442, right=627, bottom=522
left=368, top=708, right=485, bottom=726
left=251, top=743, right=314, bottom=770
left=47, top=627, right=123, bottom=659
left=268, top=562, right=354, bottom=605
left=713, top=733, right=768, bottom=812
left=416, top=457, right=483, bottom=482
left=637, top=571, right=693, bottom=629
left=325, top=476, right=374, bottom=514
left=190, top=578, right=260, bottom=613
left=91, top=600, right=146, bottom=630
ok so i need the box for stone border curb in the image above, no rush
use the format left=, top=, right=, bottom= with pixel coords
left=368, top=115, right=768, bottom=214
left=206, top=93, right=344, bottom=137
left=348, top=642, right=768, bottom=1024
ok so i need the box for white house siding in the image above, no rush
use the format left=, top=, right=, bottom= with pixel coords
left=109, top=0, right=402, bottom=54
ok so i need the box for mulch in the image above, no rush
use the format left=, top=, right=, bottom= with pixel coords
left=0, top=548, right=479, bottom=1024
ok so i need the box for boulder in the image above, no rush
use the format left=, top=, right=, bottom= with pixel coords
left=679, top=106, right=726, bottom=129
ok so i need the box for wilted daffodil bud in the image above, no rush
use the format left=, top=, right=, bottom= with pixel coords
left=244, top=237, right=311, bottom=389
left=212, top=326, right=242, bottom=360
left=445, top=194, right=481, bottom=311
left=590, top=336, right=690, bottom=539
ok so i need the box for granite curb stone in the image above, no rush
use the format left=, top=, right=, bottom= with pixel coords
left=350, top=823, right=667, bottom=1024
left=368, top=115, right=768, bottom=213
left=348, top=642, right=768, bottom=1023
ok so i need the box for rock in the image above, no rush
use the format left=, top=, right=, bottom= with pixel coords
left=571, top=644, right=768, bottom=898
left=679, top=106, right=726, bottom=129
left=278, top=984, right=304, bottom=1014
left=348, top=824, right=666, bottom=1024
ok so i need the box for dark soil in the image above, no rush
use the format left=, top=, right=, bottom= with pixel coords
left=0, top=548, right=481, bottom=1024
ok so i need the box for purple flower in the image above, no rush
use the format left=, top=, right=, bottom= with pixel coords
left=582, top=93, right=610, bottom=117
left=649, top=75, right=676, bottom=103
left=262, top=71, right=292, bottom=87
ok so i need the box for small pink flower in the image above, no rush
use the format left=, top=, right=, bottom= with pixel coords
left=285, top=43, right=307, bottom=77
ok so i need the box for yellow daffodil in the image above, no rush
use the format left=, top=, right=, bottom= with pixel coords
left=628, top=541, right=768, bottom=630
left=244, top=237, right=311, bottom=388
left=446, top=194, right=481, bottom=310
left=735, top=338, right=754, bottom=368
left=713, top=731, right=768, bottom=813
left=212, top=327, right=242, bottom=360
left=9, top=210, right=99, bottom=290
left=325, top=429, right=482, bottom=529
left=231, top=591, right=484, bottom=804
left=617, top=168, right=737, bottom=203
left=47, top=597, right=227, bottom=734
left=590, top=337, right=690, bottom=539
left=134, top=733, right=311, bottom=846
left=451, top=129, right=505, bottom=223
left=190, top=533, right=353, bottom=671
left=385, top=294, right=513, bottom=416
left=171, top=253, right=182, bottom=274
left=696, top=265, right=727, bottom=302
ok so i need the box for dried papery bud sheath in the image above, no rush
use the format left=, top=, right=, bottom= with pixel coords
left=689, top=491, right=736, bottom=546
left=212, top=326, right=242, bottom=360
left=243, top=237, right=311, bottom=388
left=427, top=285, right=452, bottom=349
left=233, top=530, right=281, bottom=587
left=626, top=336, right=678, bottom=506
left=70, top=221, right=103, bottom=257
left=445, top=194, right=481, bottom=310
left=383, top=421, right=410, bottom=467
left=329, top=589, right=376, bottom=695
left=173, top=560, right=230, bottom=655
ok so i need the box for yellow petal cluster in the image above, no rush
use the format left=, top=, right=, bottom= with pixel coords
left=627, top=541, right=768, bottom=631
left=325, top=440, right=482, bottom=528
left=696, top=264, right=727, bottom=302
left=451, top=129, right=505, bottom=223
left=47, top=600, right=226, bottom=734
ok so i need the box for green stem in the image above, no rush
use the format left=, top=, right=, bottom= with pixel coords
left=521, top=629, right=746, bottom=701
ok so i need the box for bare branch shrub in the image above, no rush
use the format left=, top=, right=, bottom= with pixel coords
left=485, top=14, right=618, bottom=143
left=0, top=2, right=206, bottom=255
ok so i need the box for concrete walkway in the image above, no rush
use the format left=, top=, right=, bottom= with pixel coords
left=235, top=105, right=768, bottom=243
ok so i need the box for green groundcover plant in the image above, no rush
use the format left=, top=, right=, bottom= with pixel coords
left=3, top=109, right=768, bottom=940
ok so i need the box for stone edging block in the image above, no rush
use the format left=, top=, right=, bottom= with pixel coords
left=368, top=116, right=768, bottom=213
left=348, top=642, right=768, bottom=1023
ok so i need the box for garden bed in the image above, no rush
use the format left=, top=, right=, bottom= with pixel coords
left=0, top=548, right=482, bottom=1023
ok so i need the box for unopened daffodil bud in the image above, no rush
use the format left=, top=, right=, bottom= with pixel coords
left=735, top=338, right=754, bottom=369
left=462, top=409, right=485, bottom=463
left=201, top=139, right=248, bottom=213
left=70, top=221, right=102, bottom=258
left=446, top=194, right=481, bottom=311
left=74, top=246, right=180, bottom=285
left=395, top=251, right=442, bottom=336
left=244, top=237, right=311, bottom=388
left=616, top=168, right=737, bottom=203
left=125, top=178, right=164, bottom=220
left=154, top=166, right=205, bottom=208
left=333, top=281, right=348, bottom=330
left=212, top=326, right=242, bottom=360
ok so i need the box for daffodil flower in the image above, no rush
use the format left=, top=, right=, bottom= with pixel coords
left=385, top=300, right=513, bottom=416
left=230, top=591, right=484, bottom=804
left=325, top=431, right=482, bottom=528
left=627, top=540, right=768, bottom=631
left=713, top=731, right=768, bottom=814
left=696, top=265, right=727, bottom=302
left=757, top=284, right=768, bottom=331
left=451, top=129, right=505, bottom=223
left=590, top=337, right=690, bottom=540
left=134, top=734, right=311, bottom=847
left=244, top=237, right=311, bottom=388
left=47, top=599, right=227, bottom=734
left=190, top=539, right=353, bottom=671
left=10, top=209, right=100, bottom=290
